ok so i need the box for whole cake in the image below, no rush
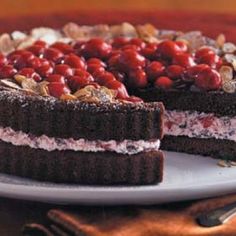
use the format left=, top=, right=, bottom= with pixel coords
left=0, top=22, right=235, bottom=185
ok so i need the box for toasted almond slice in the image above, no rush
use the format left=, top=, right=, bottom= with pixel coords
left=60, top=94, right=77, bottom=100
left=222, top=81, right=236, bottom=93
left=216, top=34, right=226, bottom=48
left=222, top=42, right=236, bottom=53
left=219, top=66, right=233, bottom=83
left=0, top=79, right=22, bottom=90
left=217, top=160, right=230, bottom=167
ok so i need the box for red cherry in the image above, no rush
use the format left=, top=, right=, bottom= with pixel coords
left=34, top=40, right=47, bottom=47
left=112, top=37, right=129, bottom=48
left=146, top=61, right=165, bottom=81
left=9, top=51, right=35, bottom=70
left=197, top=53, right=220, bottom=68
left=118, top=49, right=146, bottom=72
left=87, top=64, right=105, bottom=75
left=36, top=64, right=54, bottom=77
left=18, top=68, right=41, bottom=82
left=47, top=82, right=71, bottom=98
left=108, top=54, right=120, bottom=69
left=186, top=64, right=209, bottom=80
left=68, top=69, right=94, bottom=91
left=157, top=40, right=182, bottom=59
left=0, top=65, right=17, bottom=78
left=87, top=58, right=106, bottom=67
left=43, top=48, right=63, bottom=62
left=128, top=69, right=148, bottom=88
left=195, top=67, right=222, bottom=91
left=121, top=44, right=140, bottom=52
left=27, top=45, right=45, bottom=56
left=95, top=71, right=116, bottom=86
left=172, top=53, right=195, bottom=68
left=166, top=65, right=185, bottom=80
left=195, top=47, right=215, bottom=59
left=63, top=54, right=86, bottom=69
left=50, top=42, right=73, bottom=54
left=154, top=76, right=173, bottom=89
left=109, top=70, right=125, bottom=83
left=0, top=54, right=7, bottom=67
left=80, top=38, right=112, bottom=59
left=54, top=64, right=73, bottom=77
left=141, top=43, right=158, bottom=60
left=123, top=96, right=143, bottom=103
left=27, top=57, right=42, bottom=69
left=46, top=74, right=65, bottom=83
left=129, top=38, right=146, bottom=49
left=175, top=41, right=188, bottom=52
left=105, top=80, right=129, bottom=99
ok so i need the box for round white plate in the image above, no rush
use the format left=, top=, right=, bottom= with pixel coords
left=0, top=151, right=236, bottom=205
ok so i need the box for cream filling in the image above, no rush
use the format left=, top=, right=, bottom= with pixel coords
left=164, top=110, right=236, bottom=141
left=0, top=126, right=160, bottom=155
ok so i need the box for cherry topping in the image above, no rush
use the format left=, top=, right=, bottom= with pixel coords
left=43, top=48, right=63, bottom=62
left=87, top=64, right=105, bottom=75
left=166, top=65, right=185, bottom=80
left=128, top=69, right=148, bottom=88
left=195, top=47, right=215, bottom=59
left=118, top=49, right=146, bottom=72
left=34, top=40, right=47, bottom=47
left=0, top=54, right=7, bottom=67
left=80, top=38, right=112, bottom=59
left=175, top=41, right=188, bottom=52
left=146, top=61, right=165, bottom=81
left=87, top=58, right=106, bottom=68
left=47, top=82, right=71, bottom=98
left=112, top=37, right=129, bottom=48
left=195, top=67, right=222, bottom=91
left=172, top=53, right=195, bottom=68
left=27, top=45, right=45, bottom=57
left=154, top=76, right=173, bottom=89
left=196, top=53, right=220, bottom=68
left=63, top=54, right=86, bottom=69
left=95, top=71, right=116, bottom=86
left=124, top=96, right=143, bottom=103
left=157, top=40, right=182, bottom=59
left=46, top=74, right=65, bottom=83
left=186, top=64, right=209, bottom=79
left=105, top=80, right=129, bottom=99
left=129, top=38, right=146, bottom=49
left=36, top=64, right=54, bottom=77
left=54, top=64, right=73, bottom=77
left=18, top=68, right=41, bottom=82
left=0, top=65, right=17, bottom=78
left=141, top=42, right=158, bottom=60
left=50, top=42, right=74, bottom=54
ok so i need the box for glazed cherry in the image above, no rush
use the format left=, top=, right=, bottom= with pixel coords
left=105, top=80, right=129, bottom=99
left=80, top=38, right=112, bottom=59
left=0, top=54, right=7, bottom=67
left=128, top=69, right=148, bottom=88
left=87, top=64, right=105, bottom=75
left=36, top=64, right=54, bottom=77
left=166, top=65, right=185, bottom=80
left=156, top=40, right=182, bottom=59
left=9, top=51, right=35, bottom=69
left=186, top=64, right=209, bottom=80
left=109, top=70, right=125, bottom=83
left=27, top=45, right=45, bottom=57
left=50, top=42, right=74, bottom=54
left=47, top=82, right=71, bottom=98
left=121, top=44, right=140, bottom=52
left=54, top=64, right=73, bottom=77
left=141, top=42, right=158, bottom=60
left=175, top=41, right=188, bottom=52
left=18, top=68, right=41, bottom=82
left=68, top=69, right=94, bottom=91
left=34, top=40, right=47, bottom=47
left=27, top=57, right=42, bottom=69
left=43, top=48, right=63, bottom=62
left=154, top=76, right=173, bottom=90
left=46, top=74, right=65, bottom=83
left=195, top=47, right=215, bottom=59
left=63, top=54, right=86, bottom=69
left=197, top=53, right=220, bottom=68
left=0, top=65, right=17, bottom=78
left=123, top=96, right=143, bottom=103
left=87, top=58, right=106, bottom=68
left=95, top=71, right=116, bottom=86
left=118, top=49, right=146, bottom=72
left=172, top=53, right=195, bottom=68
left=129, top=38, right=146, bottom=49
left=112, top=37, right=129, bottom=48
left=195, top=67, right=222, bottom=91
left=146, top=61, right=165, bottom=81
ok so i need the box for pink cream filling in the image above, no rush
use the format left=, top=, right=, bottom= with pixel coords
left=0, top=126, right=160, bottom=155
left=164, top=110, right=236, bottom=141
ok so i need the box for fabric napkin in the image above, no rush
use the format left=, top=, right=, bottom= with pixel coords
left=22, top=193, right=236, bottom=236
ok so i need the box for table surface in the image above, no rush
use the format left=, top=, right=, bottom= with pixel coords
left=1, top=10, right=236, bottom=236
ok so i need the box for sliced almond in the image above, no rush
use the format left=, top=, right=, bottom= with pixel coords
left=38, top=81, right=49, bottom=96
left=216, top=34, right=226, bottom=48
left=217, top=160, right=230, bottom=167
left=0, top=33, right=15, bottom=55
left=21, top=78, right=38, bottom=92
left=219, top=66, right=233, bottom=83
left=222, top=81, right=236, bottom=93
left=0, top=79, right=22, bottom=90
left=222, top=42, right=236, bottom=53
left=60, top=94, right=77, bottom=100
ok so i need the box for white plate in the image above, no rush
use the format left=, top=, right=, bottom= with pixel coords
left=0, top=151, right=236, bottom=205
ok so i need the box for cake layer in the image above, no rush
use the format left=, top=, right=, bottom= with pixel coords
left=132, top=88, right=236, bottom=116
left=164, top=110, right=236, bottom=142
left=0, top=87, right=164, bottom=141
left=0, top=126, right=160, bottom=154
left=0, top=140, right=164, bottom=185
left=162, top=135, right=236, bottom=160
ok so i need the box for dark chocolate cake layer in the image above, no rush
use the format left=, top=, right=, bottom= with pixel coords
left=162, top=135, right=236, bottom=160
left=0, top=140, right=164, bottom=185
left=0, top=87, right=164, bottom=141
left=132, top=88, right=236, bottom=116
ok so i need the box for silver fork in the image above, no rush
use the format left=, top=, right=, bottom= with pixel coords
left=197, top=202, right=236, bottom=227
